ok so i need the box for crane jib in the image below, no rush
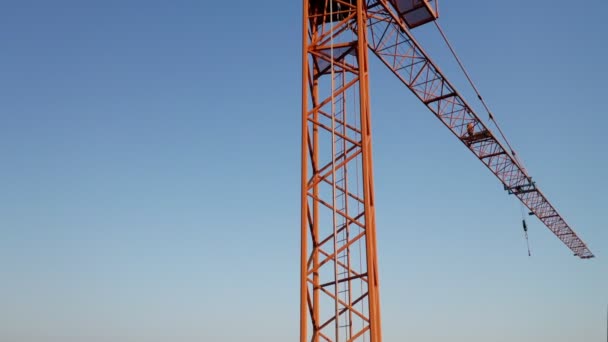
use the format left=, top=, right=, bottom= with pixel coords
left=366, top=0, right=594, bottom=259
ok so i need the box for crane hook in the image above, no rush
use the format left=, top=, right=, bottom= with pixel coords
left=522, top=218, right=531, bottom=257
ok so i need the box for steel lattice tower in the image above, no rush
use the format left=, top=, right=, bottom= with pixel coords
left=301, top=1, right=380, bottom=341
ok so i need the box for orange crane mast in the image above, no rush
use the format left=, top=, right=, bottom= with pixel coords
left=300, top=1, right=594, bottom=341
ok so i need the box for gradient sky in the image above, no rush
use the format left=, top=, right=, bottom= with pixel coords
left=1, top=1, right=607, bottom=341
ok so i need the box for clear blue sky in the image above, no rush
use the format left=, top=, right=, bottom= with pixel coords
left=0, top=1, right=606, bottom=341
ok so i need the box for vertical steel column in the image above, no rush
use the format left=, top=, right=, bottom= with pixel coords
left=301, top=1, right=381, bottom=341
left=300, top=0, right=311, bottom=340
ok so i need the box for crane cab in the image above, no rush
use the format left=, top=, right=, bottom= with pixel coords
left=309, top=1, right=438, bottom=28
left=390, top=0, right=439, bottom=29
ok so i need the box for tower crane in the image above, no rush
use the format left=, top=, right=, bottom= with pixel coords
left=299, top=1, right=594, bottom=341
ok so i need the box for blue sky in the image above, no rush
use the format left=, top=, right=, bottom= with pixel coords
left=0, top=1, right=606, bottom=341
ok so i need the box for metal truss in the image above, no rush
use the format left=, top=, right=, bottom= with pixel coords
left=300, top=1, right=594, bottom=341
left=365, top=0, right=593, bottom=258
left=301, top=1, right=382, bottom=341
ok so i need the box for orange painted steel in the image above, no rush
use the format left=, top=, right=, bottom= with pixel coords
left=365, top=0, right=593, bottom=258
left=301, top=1, right=594, bottom=341
left=301, top=1, right=381, bottom=341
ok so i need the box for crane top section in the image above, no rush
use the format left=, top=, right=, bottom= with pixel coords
left=390, top=0, right=439, bottom=28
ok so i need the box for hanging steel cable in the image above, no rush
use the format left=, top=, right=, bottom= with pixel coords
left=432, top=21, right=528, bottom=173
